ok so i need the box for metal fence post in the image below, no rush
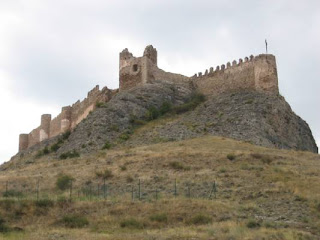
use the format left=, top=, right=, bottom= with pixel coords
left=36, top=178, right=40, bottom=201
left=103, top=179, right=106, bottom=200
left=5, top=181, right=8, bottom=196
left=131, top=185, right=134, bottom=201
left=69, top=179, right=73, bottom=201
left=155, top=188, right=158, bottom=201
left=174, top=179, right=177, bottom=198
left=138, top=179, right=141, bottom=201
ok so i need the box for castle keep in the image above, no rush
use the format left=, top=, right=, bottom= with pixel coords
left=18, top=45, right=279, bottom=151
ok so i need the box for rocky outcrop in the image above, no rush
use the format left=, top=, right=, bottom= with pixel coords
left=126, top=91, right=318, bottom=153
left=12, top=80, right=318, bottom=159
left=56, top=82, right=317, bottom=154
left=57, top=81, right=194, bottom=154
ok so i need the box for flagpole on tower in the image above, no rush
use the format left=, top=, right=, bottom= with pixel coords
left=265, top=39, right=268, bottom=54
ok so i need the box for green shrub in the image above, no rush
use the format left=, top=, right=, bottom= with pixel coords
left=126, top=175, right=134, bottom=183
left=187, top=214, right=212, bottom=225
left=102, top=141, right=112, bottom=150
left=62, top=130, right=71, bottom=140
left=263, top=221, right=277, bottom=228
left=0, top=199, right=15, bottom=210
left=56, top=175, right=73, bottom=191
left=3, top=190, right=23, bottom=198
left=251, top=153, right=263, bottom=159
left=0, top=216, right=9, bottom=233
left=159, top=101, right=172, bottom=115
left=43, top=146, right=50, bottom=155
left=95, top=102, right=104, bottom=108
left=95, top=169, right=113, bottom=180
left=246, top=219, right=261, bottom=228
left=173, top=93, right=205, bottom=114
left=120, top=218, right=144, bottom=229
left=227, top=154, right=236, bottom=161
left=150, top=213, right=168, bottom=223
left=35, top=199, right=54, bottom=208
left=169, top=161, right=190, bottom=171
left=119, top=133, right=130, bottom=141
left=110, top=125, right=119, bottom=132
left=35, top=150, right=44, bottom=158
left=60, top=215, right=89, bottom=228
left=120, top=165, right=127, bottom=171
left=251, top=153, right=273, bottom=164
left=145, top=106, right=160, bottom=121
left=261, top=155, right=273, bottom=164
left=51, top=143, right=61, bottom=152
left=129, top=114, right=147, bottom=126
left=59, top=150, right=80, bottom=160
left=294, top=195, right=307, bottom=202
left=57, top=196, right=69, bottom=207
left=245, top=99, right=254, bottom=104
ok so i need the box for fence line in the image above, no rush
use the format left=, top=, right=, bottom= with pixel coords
left=0, top=179, right=218, bottom=202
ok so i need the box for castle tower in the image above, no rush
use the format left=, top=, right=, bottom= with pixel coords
left=61, top=106, right=72, bottom=133
left=119, top=48, right=134, bottom=70
left=119, top=45, right=158, bottom=91
left=253, top=54, right=278, bottom=93
left=19, top=134, right=29, bottom=151
left=40, top=114, right=51, bottom=142
left=143, top=45, right=157, bottom=66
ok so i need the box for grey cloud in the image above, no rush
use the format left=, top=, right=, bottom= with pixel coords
left=0, top=0, right=319, bottom=157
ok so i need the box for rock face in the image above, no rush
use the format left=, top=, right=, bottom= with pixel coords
left=125, top=91, right=318, bottom=153
left=57, top=81, right=194, bottom=154
left=54, top=82, right=318, bottom=155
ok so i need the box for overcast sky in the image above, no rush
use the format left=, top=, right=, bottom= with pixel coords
left=0, top=0, right=319, bottom=163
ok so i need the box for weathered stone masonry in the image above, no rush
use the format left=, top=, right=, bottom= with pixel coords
left=18, top=86, right=117, bottom=151
left=18, top=45, right=279, bottom=151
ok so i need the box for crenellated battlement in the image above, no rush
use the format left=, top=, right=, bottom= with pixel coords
left=192, top=54, right=256, bottom=78
left=18, top=85, right=118, bottom=151
left=191, top=54, right=278, bottom=95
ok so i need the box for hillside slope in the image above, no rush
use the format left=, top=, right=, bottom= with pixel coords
left=0, top=136, right=319, bottom=239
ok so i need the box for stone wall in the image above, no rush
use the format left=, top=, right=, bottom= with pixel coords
left=119, top=46, right=278, bottom=97
left=193, top=54, right=278, bottom=96
left=19, top=85, right=118, bottom=151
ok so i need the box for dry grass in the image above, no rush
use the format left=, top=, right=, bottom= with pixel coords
left=0, top=136, right=320, bottom=239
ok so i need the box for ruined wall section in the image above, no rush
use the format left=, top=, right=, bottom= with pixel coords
left=119, top=55, right=145, bottom=91
left=119, top=45, right=189, bottom=91
left=149, top=63, right=190, bottom=84
left=193, top=54, right=278, bottom=96
left=19, top=85, right=118, bottom=151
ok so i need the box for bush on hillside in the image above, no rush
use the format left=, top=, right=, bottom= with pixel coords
left=120, top=218, right=144, bottom=229
left=59, top=150, right=80, bottom=160
left=56, top=175, right=73, bottom=191
left=187, top=214, right=212, bottom=225
left=95, top=169, right=113, bottom=180
left=59, top=215, right=89, bottom=228
left=173, top=93, right=205, bottom=114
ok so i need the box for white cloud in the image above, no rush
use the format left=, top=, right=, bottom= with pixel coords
left=0, top=0, right=319, bottom=163
left=0, top=70, right=60, bottom=163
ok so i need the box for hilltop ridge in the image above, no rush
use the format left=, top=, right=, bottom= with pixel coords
left=9, top=45, right=317, bottom=163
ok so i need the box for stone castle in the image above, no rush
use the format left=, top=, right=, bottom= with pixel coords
left=18, top=45, right=278, bottom=151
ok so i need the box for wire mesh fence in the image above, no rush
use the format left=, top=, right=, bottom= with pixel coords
left=0, top=179, right=218, bottom=202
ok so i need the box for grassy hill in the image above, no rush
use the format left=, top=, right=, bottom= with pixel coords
left=0, top=136, right=319, bottom=239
